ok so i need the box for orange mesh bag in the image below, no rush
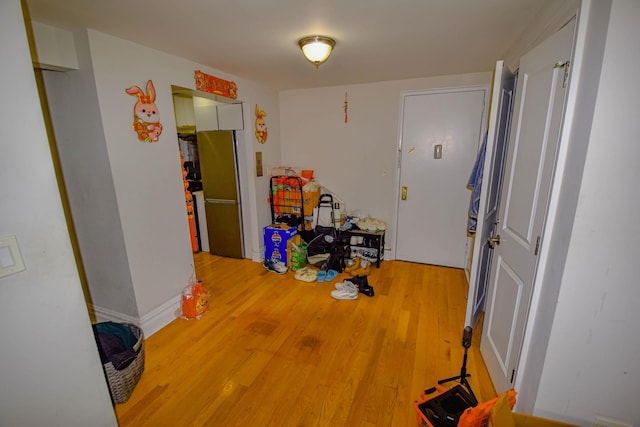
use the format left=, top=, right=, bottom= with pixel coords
left=457, top=389, right=517, bottom=427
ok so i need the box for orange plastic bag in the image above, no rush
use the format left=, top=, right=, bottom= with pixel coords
left=457, top=389, right=517, bottom=427
left=181, top=281, right=208, bottom=319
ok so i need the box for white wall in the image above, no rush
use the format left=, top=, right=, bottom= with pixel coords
left=31, top=21, right=79, bottom=71
left=86, top=30, right=204, bottom=325
left=39, top=28, right=281, bottom=335
left=42, top=29, right=139, bottom=320
left=279, top=72, right=491, bottom=256
left=0, top=1, right=117, bottom=425
left=533, top=1, right=640, bottom=424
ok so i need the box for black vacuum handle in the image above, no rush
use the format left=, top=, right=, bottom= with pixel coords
left=462, top=326, right=473, bottom=348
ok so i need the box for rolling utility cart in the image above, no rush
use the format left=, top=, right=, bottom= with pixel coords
left=315, top=193, right=336, bottom=230
left=270, top=175, right=305, bottom=230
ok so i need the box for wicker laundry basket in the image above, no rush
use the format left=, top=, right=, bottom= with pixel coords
left=102, top=323, right=145, bottom=404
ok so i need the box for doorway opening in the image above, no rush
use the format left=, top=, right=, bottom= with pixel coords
left=171, top=85, right=246, bottom=259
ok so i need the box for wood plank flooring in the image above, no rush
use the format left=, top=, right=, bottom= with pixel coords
left=115, top=253, right=496, bottom=426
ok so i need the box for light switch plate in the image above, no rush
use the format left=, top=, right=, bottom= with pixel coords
left=0, top=235, right=26, bottom=278
left=434, top=144, right=443, bottom=159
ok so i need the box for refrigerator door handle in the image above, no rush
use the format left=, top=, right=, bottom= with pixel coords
left=205, top=198, right=237, bottom=204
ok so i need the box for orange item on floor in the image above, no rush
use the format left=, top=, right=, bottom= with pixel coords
left=181, top=281, right=208, bottom=319
left=458, top=389, right=517, bottom=427
left=191, top=280, right=204, bottom=296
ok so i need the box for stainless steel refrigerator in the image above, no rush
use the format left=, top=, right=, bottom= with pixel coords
left=197, top=130, right=244, bottom=258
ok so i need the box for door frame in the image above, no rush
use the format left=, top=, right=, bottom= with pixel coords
left=393, top=86, right=488, bottom=265
left=480, top=18, right=576, bottom=393
left=512, top=3, right=610, bottom=410
left=172, top=88, right=258, bottom=261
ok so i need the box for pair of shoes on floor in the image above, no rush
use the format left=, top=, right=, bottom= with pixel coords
left=294, top=267, right=317, bottom=282
left=263, top=259, right=288, bottom=275
left=331, top=281, right=358, bottom=300
left=317, top=269, right=338, bottom=282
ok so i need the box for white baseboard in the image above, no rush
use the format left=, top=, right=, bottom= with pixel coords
left=252, top=245, right=264, bottom=262
left=89, top=293, right=181, bottom=338
left=90, top=305, right=138, bottom=325
left=139, top=294, right=181, bottom=337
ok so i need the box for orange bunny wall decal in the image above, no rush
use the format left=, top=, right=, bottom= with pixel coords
left=255, top=104, right=268, bottom=144
left=125, top=80, right=163, bottom=143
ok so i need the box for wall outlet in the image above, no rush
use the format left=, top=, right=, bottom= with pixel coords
left=593, top=416, right=633, bottom=427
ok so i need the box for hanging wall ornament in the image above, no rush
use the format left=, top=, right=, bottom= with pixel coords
left=344, top=91, right=349, bottom=123
left=125, top=80, right=163, bottom=143
left=255, top=104, right=268, bottom=143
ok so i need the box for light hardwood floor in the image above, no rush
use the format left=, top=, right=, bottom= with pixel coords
left=115, top=253, right=496, bottom=426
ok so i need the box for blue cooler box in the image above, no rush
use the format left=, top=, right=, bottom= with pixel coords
left=264, top=224, right=298, bottom=265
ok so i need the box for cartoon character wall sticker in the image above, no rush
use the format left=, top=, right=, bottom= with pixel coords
left=125, top=80, right=163, bottom=143
left=255, top=104, right=268, bottom=143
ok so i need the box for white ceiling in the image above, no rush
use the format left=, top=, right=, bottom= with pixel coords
left=25, top=0, right=553, bottom=91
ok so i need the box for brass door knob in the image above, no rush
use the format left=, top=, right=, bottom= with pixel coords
left=488, top=235, right=501, bottom=249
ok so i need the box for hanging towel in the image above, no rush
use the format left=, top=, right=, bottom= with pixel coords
left=467, top=132, right=488, bottom=233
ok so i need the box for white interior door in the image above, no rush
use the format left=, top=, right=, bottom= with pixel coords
left=465, top=61, right=516, bottom=328
left=480, top=22, right=575, bottom=392
left=396, top=88, right=487, bottom=268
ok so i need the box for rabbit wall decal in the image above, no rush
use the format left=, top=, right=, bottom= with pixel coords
left=125, top=80, right=163, bottom=143
left=255, top=104, right=268, bottom=144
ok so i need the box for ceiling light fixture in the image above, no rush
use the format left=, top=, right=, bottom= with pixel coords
left=298, top=35, right=336, bottom=68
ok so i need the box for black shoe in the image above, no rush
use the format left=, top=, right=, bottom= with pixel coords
left=354, top=276, right=374, bottom=297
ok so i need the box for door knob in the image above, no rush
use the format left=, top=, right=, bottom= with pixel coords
left=488, top=235, right=501, bottom=249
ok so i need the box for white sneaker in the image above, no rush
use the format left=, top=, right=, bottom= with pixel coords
left=264, top=260, right=288, bottom=274
left=334, top=281, right=358, bottom=293
left=331, top=282, right=358, bottom=300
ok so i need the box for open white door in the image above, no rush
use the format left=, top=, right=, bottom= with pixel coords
left=464, top=61, right=515, bottom=328
left=480, top=21, right=575, bottom=392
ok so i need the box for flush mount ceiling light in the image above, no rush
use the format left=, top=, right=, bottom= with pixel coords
left=298, top=35, right=336, bottom=68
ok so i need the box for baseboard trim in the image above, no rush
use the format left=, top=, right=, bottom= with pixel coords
left=90, top=305, right=138, bottom=325
left=139, top=295, right=181, bottom=337
left=89, top=294, right=181, bottom=338
left=252, top=245, right=264, bottom=262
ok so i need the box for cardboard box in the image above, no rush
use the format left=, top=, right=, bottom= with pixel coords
left=303, top=188, right=321, bottom=216
left=511, top=414, right=578, bottom=427
left=264, top=224, right=297, bottom=265
left=487, top=392, right=578, bottom=427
